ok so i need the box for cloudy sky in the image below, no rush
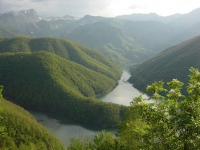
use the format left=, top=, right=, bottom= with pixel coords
left=0, top=0, right=200, bottom=17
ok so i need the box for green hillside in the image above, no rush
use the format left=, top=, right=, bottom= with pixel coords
left=0, top=51, right=126, bottom=127
left=0, top=24, right=24, bottom=37
left=63, top=21, right=152, bottom=65
left=128, top=35, right=200, bottom=93
left=0, top=37, right=121, bottom=80
left=0, top=90, right=65, bottom=149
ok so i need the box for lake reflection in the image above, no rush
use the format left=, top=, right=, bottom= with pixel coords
left=97, top=70, right=148, bottom=106
left=29, top=110, right=115, bottom=147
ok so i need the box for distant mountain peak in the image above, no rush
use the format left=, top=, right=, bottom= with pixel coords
left=40, top=15, right=79, bottom=21
left=1, top=9, right=79, bottom=22
left=2, top=8, right=39, bottom=22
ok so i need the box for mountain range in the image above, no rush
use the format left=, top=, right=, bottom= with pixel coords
left=0, top=8, right=200, bottom=65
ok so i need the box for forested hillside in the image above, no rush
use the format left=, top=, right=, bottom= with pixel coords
left=0, top=51, right=125, bottom=127
left=0, top=37, right=122, bottom=80
left=0, top=86, right=65, bottom=150
left=128, top=35, right=200, bottom=93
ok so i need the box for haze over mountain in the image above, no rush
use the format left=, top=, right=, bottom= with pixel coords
left=0, top=24, right=24, bottom=37
left=62, top=17, right=153, bottom=65
left=117, top=8, right=200, bottom=29
left=128, top=35, right=200, bottom=93
left=0, top=8, right=200, bottom=65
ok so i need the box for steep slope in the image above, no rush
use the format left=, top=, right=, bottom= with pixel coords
left=0, top=24, right=24, bottom=37
left=0, top=37, right=121, bottom=80
left=128, top=35, right=200, bottom=93
left=63, top=19, right=152, bottom=65
left=0, top=97, right=65, bottom=149
left=0, top=52, right=126, bottom=127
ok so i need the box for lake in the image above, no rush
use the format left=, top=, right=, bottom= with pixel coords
left=29, top=70, right=146, bottom=147
left=96, top=70, right=148, bottom=106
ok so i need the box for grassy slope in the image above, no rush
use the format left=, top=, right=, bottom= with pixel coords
left=128, top=35, right=200, bottom=93
left=0, top=98, right=65, bottom=150
left=0, top=52, right=126, bottom=127
left=0, top=37, right=122, bottom=80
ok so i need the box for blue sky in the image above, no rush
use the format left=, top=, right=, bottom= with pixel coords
left=0, top=0, right=200, bottom=17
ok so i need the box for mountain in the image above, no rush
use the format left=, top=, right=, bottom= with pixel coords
left=154, top=21, right=200, bottom=52
left=117, top=8, right=200, bottom=52
left=120, top=20, right=179, bottom=51
left=0, top=98, right=65, bottom=149
left=117, top=7, right=200, bottom=28
left=128, top=35, right=200, bottom=93
left=0, top=37, right=125, bottom=127
left=0, top=9, right=39, bottom=35
left=167, top=7, right=200, bottom=29
left=0, top=24, right=24, bottom=37
left=117, top=12, right=182, bottom=25
left=117, top=13, right=166, bottom=22
left=0, top=9, right=78, bottom=36
left=1, top=8, right=200, bottom=66
left=62, top=16, right=155, bottom=65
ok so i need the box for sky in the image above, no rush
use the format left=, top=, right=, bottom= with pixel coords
left=0, top=0, right=200, bottom=18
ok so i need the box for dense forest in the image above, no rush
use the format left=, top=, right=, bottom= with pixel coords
left=0, top=86, right=65, bottom=150
left=0, top=38, right=126, bottom=127
left=129, top=35, right=200, bottom=93
left=0, top=37, right=122, bottom=80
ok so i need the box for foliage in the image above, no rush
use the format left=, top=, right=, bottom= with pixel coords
left=0, top=37, right=122, bottom=80
left=120, top=67, right=200, bottom=149
left=129, top=35, right=200, bottom=93
left=0, top=52, right=126, bottom=127
left=0, top=86, right=65, bottom=150
left=0, top=85, right=4, bottom=146
left=67, top=131, right=128, bottom=150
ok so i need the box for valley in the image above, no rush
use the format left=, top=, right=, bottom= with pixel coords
left=0, top=6, right=200, bottom=149
left=28, top=69, right=143, bottom=147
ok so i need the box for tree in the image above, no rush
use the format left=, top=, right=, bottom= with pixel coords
left=0, top=85, right=5, bottom=148
left=119, top=67, right=200, bottom=150
left=67, top=130, right=128, bottom=150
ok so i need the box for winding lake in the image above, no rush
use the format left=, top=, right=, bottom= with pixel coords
left=97, top=70, right=148, bottom=105
left=29, top=70, right=146, bottom=147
